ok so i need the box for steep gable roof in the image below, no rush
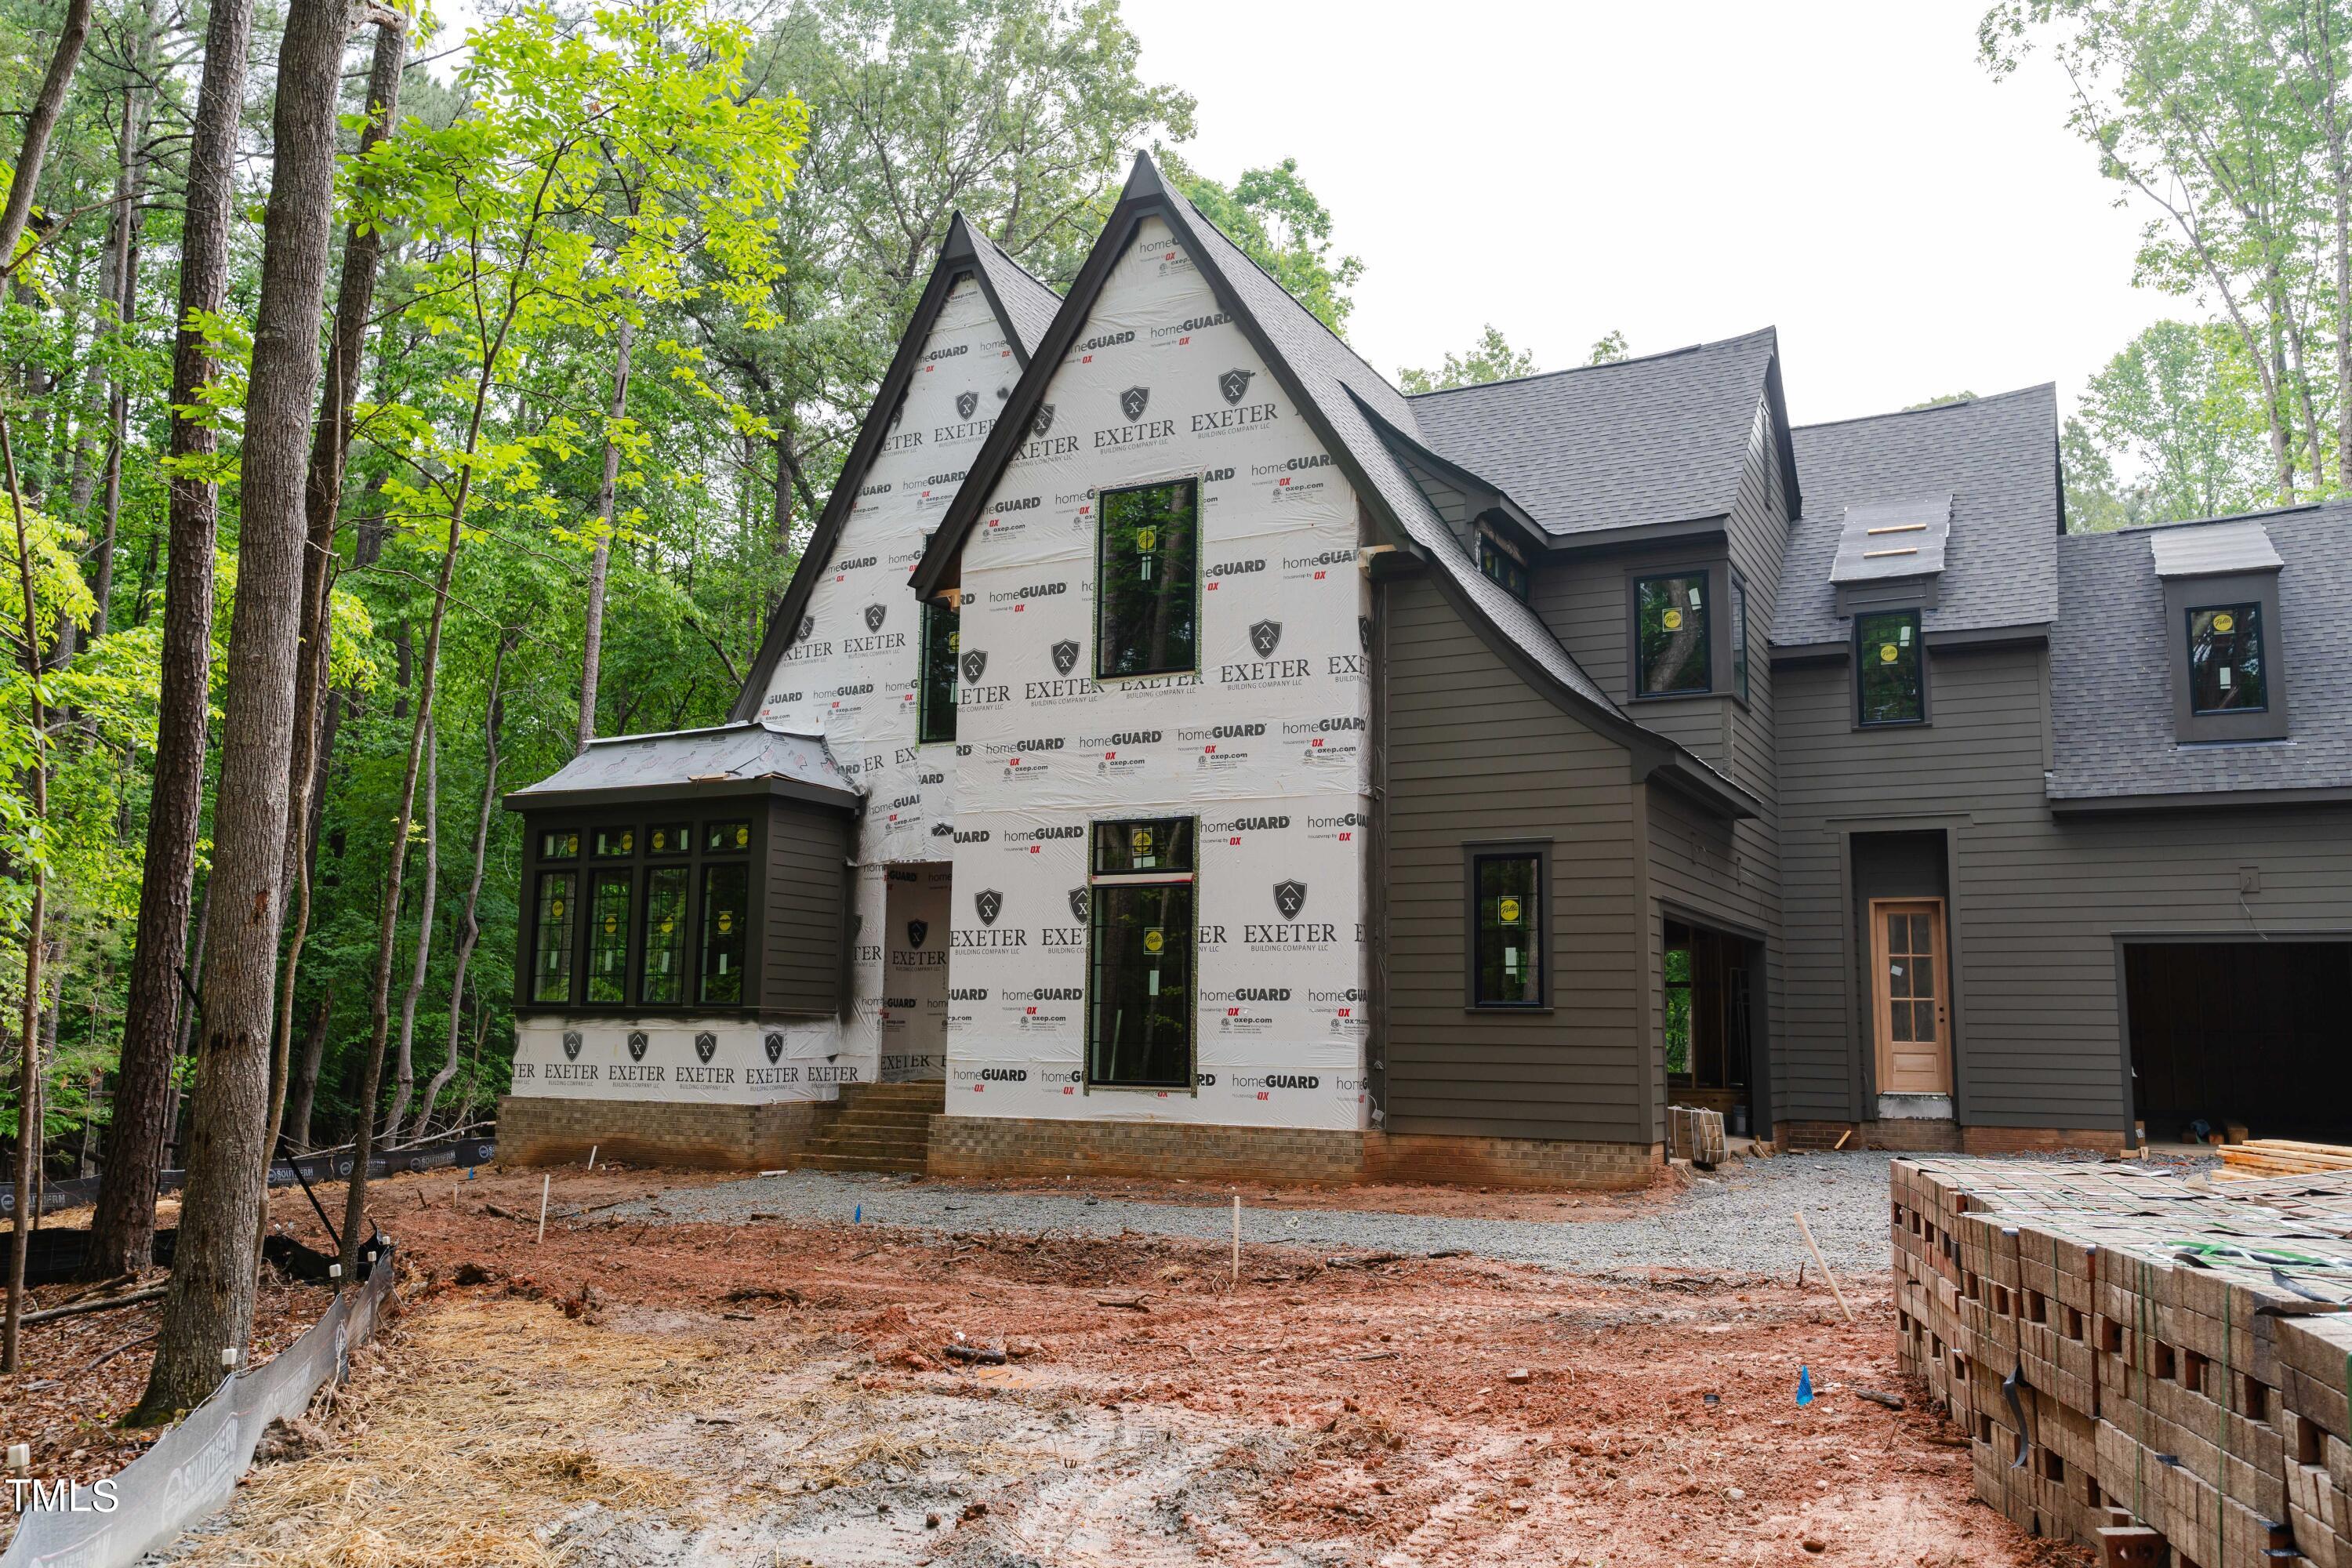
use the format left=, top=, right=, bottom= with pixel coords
left=908, top=153, right=1758, bottom=819
left=1773, top=385, right=2061, bottom=648
left=728, top=214, right=1061, bottom=721
left=1406, top=330, right=1799, bottom=537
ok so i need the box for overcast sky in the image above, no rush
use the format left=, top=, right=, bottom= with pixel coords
left=1117, top=0, right=2173, bottom=428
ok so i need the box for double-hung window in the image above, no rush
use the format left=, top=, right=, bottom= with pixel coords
left=1096, top=480, right=1198, bottom=678
left=1086, top=818, right=1196, bottom=1088
left=918, top=599, right=959, bottom=743
left=1468, top=846, right=1545, bottom=1008
left=1856, top=609, right=1925, bottom=726
left=1635, top=573, right=1711, bottom=696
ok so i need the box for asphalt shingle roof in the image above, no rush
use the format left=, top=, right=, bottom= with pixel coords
left=2048, top=503, right=2352, bottom=801
left=1406, top=331, right=1781, bottom=536
left=967, top=223, right=1063, bottom=354
left=1774, top=387, right=2060, bottom=647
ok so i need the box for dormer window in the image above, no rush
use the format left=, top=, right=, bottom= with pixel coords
left=2187, top=603, right=2264, bottom=713
left=2151, top=519, right=2288, bottom=743
left=1856, top=610, right=1925, bottom=727
left=1478, top=532, right=1529, bottom=603
left=1635, top=573, right=1711, bottom=696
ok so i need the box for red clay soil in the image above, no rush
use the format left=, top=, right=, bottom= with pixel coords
left=42, top=1163, right=2090, bottom=1567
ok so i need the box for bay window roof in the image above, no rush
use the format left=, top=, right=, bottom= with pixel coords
left=504, top=721, right=860, bottom=812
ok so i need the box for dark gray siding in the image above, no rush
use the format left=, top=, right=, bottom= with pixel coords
left=762, top=798, right=852, bottom=1014
left=1641, top=401, right=1788, bottom=1136
left=1380, top=572, right=1650, bottom=1143
left=1776, top=642, right=2352, bottom=1131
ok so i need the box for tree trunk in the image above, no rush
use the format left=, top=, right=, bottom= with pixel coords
left=383, top=720, right=436, bottom=1138
left=132, top=0, right=350, bottom=1422
left=91, top=57, right=147, bottom=641
left=0, top=0, right=94, bottom=274
left=282, top=986, right=331, bottom=1154
left=80, top=0, right=254, bottom=1285
left=415, top=634, right=507, bottom=1139
left=267, top=11, right=405, bottom=1166
left=575, top=316, right=632, bottom=753
left=5, top=421, right=51, bottom=1373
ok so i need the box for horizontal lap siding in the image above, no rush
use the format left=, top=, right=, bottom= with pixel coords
left=763, top=800, right=851, bottom=1014
left=1777, top=642, right=2352, bottom=1131
left=1381, top=574, right=1645, bottom=1143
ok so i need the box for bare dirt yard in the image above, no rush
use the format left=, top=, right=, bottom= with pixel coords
left=13, top=1159, right=2093, bottom=1568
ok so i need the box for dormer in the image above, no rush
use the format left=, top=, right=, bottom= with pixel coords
left=2150, top=518, right=2289, bottom=745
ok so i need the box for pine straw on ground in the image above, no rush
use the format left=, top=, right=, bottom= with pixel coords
left=171, top=1299, right=690, bottom=1567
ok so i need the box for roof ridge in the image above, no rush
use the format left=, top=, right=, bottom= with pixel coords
left=1792, top=382, right=2056, bottom=434
left=1404, top=326, right=1780, bottom=401
left=2067, top=500, right=2331, bottom=541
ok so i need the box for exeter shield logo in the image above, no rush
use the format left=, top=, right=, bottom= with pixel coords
left=695, top=1031, right=717, bottom=1065
left=764, top=1032, right=784, bottom=1065
left=961, top=648, right=988, bottom=684
left=975, top=889, right=1004, bottom=927
left=887, top=390, right=907, bottom=431
left=1069, top=886, right=1091, bottom=923
left=797, top=614, right=815, bottom=644
left=561, top=1029, right=583, bottom=1062
left=1359, top=615, right=1373, bottom=654
left=1219, top=368, right=1254, bottom=405
left=956, top=389, right=979, bottom=420
left=864, top=603, right=887, bottom=633
left=1250, top=619, right=1283, bottom=658
left=1032, top=402, right=1056, bottom=437
left=1273, top=880, right=1308, bottom=920
left=1120, top=386, right=1150, bottom=422
left=1051, top=639, right=1080, bottom=676
left=627, top=1030, right=648, bottom=1062
left=906, top=919, right=929, bottom=950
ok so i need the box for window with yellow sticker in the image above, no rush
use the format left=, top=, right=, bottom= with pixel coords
left=699, top=863, right=749, bottom=1005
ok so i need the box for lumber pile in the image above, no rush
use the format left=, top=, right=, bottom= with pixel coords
left=1891, top=1158, right=2352, bottom=1566
left=2219, top=1141, right=2352, bottom=1181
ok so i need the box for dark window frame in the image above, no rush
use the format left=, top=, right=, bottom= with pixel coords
left=530, top=868, right=579, bottom=1004
left=1478, top=531, right=1530, bottom=603
left=1461, top=840, right=1552, bottom=1011
left=697, top=859, right=751, bottom=1006
left=1853, top=608, right=1929, bottom=728
left=1085, top=815, right=1198, bottom=1091
left=2161, top=568, right=2290, bottom=743
left=1730, top=568, right=1752, bottom=708
left=1624, top=559, right=1731, bottom=702
left=517, top=808, right=771, bottom=1017
left=1093, top=476, right=1201, bottom=681
left=2185, top=601, right=2267, bottom=716
left=638, top=861, right=691, bottom=1006
left=584, top=867, right=635, bottom=1004
left=917, top=597, right=959, bottom=745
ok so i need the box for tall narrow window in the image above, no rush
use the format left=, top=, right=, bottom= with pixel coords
left=1087, top=817, right=1196, bottom=1088
left=1470, top=851, right=1544, bottom=1007
left=2187, top=603, right=2266, bottom=713
left=699, top=864, right=749, bottom=1004
left=1096, top=479, right=1197, bottom=677
left=918, top=600, right=960, bottom=743
left=640, top=865, right=689, bottom=1004
left=1479, top=534, right=1529, bottom=602
left=1635, top=574, right=1710, bottom=695
left=586, top=871, right=632, bottom=1004
left=1663, top=938, right=1693, bottom=1076
left=531, top=870, right=577, bottom=1004
left=1857, top=609, right=1925, bottom=726
left=1730, top=571, right=1751, bottom=706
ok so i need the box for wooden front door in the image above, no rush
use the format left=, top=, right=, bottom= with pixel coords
left=1869, top=898, right=1951, bottom=1095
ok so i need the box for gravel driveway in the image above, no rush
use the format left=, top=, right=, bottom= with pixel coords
left=621, top=1151, right=1903, bottom=1277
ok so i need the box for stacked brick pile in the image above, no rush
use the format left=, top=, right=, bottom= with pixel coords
left=1890, top=1158, right=2352, bottom=1566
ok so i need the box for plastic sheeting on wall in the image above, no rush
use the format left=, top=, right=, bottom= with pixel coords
left=880, top=861, right=953, bottom=1080
left=510, top=1014, right=859, bottom=1104
left=944, top=216, right=1372, bottom=1132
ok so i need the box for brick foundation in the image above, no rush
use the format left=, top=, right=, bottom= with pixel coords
left=1773, top=1119, right=2125, bottom=1157
left=1957, top=1123, right=2128, bottom=1157
left=496, top=1095, right=837, bottom=1171
left=925, top=1115, right=1661, bottom=1191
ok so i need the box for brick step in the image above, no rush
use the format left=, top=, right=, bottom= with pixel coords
left=827, top=1108, right=936, bottom=1128
left=808, top=1134, right=927, bottom=1156
left=841, top=1081, right=946, bottom=1102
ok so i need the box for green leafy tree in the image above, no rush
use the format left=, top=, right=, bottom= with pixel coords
left=1399, top=324, right=1539, bottom=394
left=2066, top=319, right=2276, bottom=528
left=1587, top=328, right=1629, bottom=365
left=1166, top=154, right=1363, bottom=336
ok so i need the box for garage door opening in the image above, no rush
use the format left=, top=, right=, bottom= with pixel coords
left=2124, top=940, right=2352, bottom=1143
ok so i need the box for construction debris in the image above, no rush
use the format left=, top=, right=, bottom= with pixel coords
left=1892, top=1156, right=2352, bottom=1567
left=2218, top=1140, right=2352, bottom=1181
